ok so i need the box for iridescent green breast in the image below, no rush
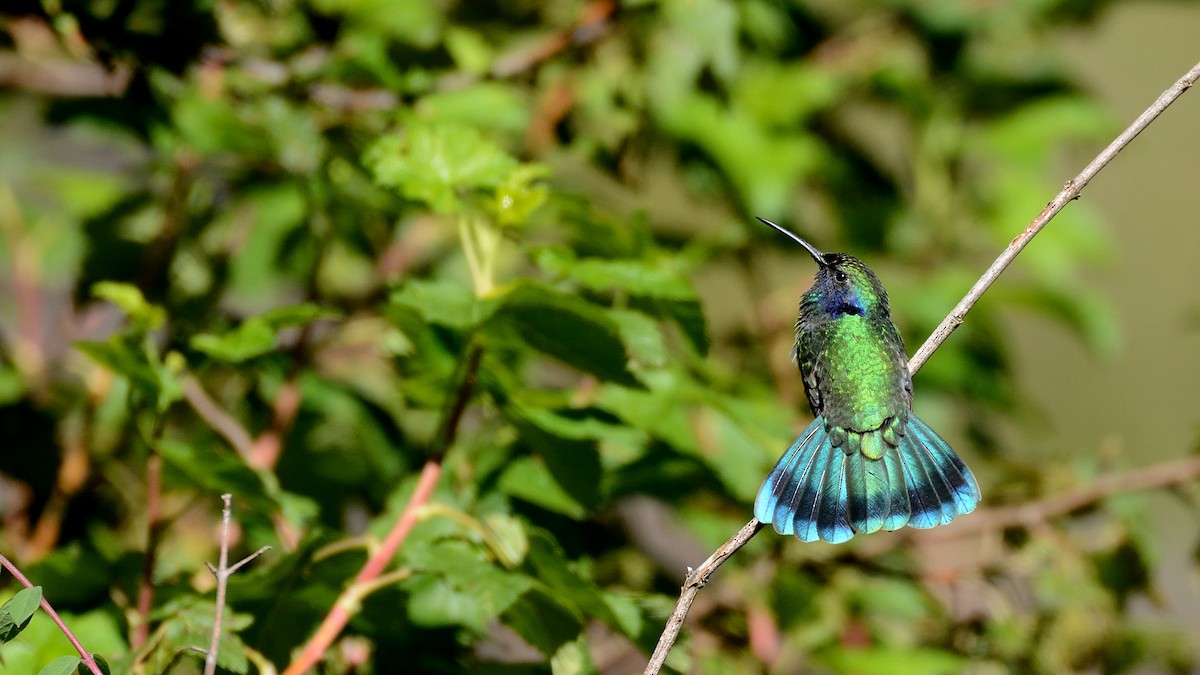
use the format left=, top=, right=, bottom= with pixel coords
left=806, top=314, right=909, bottom=433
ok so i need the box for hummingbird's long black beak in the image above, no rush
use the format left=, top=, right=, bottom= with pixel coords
left=756, top=217, right=826, bottom=266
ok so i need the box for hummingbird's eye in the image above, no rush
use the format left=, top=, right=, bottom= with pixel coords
left=834, top=270, right=849, bottom=283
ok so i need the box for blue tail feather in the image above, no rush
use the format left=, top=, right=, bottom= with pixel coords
left=846, top=451, right=889, bottom=535
left=881, top=449, right=911, bottom=530
left=754, top=423, right=823, bottom=536
left=755, top=414, right=980, bottom=543
left=817, top=449, right=852, bottom=543
left=789, top=426, right=828, bottom=541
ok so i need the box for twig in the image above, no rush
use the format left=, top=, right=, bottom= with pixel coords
left=183, top=375, right=255, bottom=461
left=0, top=554, right=104, bottom=675
left=281, top=343, right=483, bottom=675
left=643, top=520, right=765, bottom=674
left=203, top=494, right=270, bottom=675
left=920, top=454, right=1200, bottom=541
left=642, top=58, right=1200, bottom=675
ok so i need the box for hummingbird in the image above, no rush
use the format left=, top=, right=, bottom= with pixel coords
left=754, top=217, right=980, bottom=543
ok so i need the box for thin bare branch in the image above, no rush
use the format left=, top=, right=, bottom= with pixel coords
left=183, top=375, right=255, bottom=460
left=204, top=494, right=269, bottom=675
left=642, top=58, right=1200, bottom=675
left=921, top=454, right=1200, bottom=542
left=644, top=520, right=765, bottom=674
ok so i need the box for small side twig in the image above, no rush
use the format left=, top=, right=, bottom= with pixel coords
left=0, top=554, right=104, bottom=675
left=642, top=58, right=1200, bottom=675
left=203, top=494, right=270, bottom=675
left=922, top=453, right=1200, bottom=541
left=183, top=375, right=255, bottom=461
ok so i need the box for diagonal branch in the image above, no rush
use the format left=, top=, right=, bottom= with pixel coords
left=642, top=58, right=1200, bottom=675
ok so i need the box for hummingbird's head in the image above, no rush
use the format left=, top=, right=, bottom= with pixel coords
left=807, top=252, right=888, bottom=318
left=757, top=217, right=889, bottom=319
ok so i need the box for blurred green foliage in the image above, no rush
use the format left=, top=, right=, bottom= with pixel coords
left=0, top=0, right=1186, bottom=673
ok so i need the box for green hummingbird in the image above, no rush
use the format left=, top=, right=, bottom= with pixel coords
left=754, top=218, right=980, bottom=543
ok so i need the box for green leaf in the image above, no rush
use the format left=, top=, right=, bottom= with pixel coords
left=142, top=599, right=250, bottom=675
left=504, top=406, right=604, bottom=510
left=498, top=456, right=588, bottom=519
left=821, top=646, right=963, bottom=675
left=157, top=440, right=279, bottom=515
left=645, top=297, right=710, bottom=355
left=74, top=338, right=173, bottom=408
left=0, top=586, right=42, bottom=643
left=481, top=512, right=529, bottom=568
left=524, top=531, right=618, bottom=627
left=533, top=247, right=696, bottom=300
left=389, top=279, right=493, bottom=329
left=493, top=163, right=549, bottom=228
left=502, top=587, right=583, bottom=657
left=90, top=282, right=164, bottom=330
left=366, top=123, right=517, bottom=213
left=35, top=656, right=79, bottom=675
left=550, top=635, right=597, bottom=675
left=403, top=540, right=535, bottom=631
left=259, top=303, right=338, bottom=328
left=487, top=281, right=639, bottom=387
left=536, top=242, right=709, bottom=353
left=608, top=309, right=667, bottom=369
left=417, top=83, right=529, bottom=133
left=191, top=317, right=277, bottom=362
left=599, top=591, right=643, bottom=639
left=192, top=303, right=337, bottom=363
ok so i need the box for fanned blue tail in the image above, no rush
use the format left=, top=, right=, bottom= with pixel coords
left=754, top=415, right=980, bottom=543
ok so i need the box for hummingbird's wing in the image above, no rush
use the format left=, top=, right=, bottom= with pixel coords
left=795, top=328, right=825, bottom=416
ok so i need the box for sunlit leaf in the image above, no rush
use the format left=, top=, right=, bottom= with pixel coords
left=498, top=457, right=589, bottom=519
left=35, top=656, right=79, bottom=675
left=90, top=282, right=164, bottom=330
left=366, top=123, right=517, bottom=213
left=389, top=279, right=494, bottom=329
left=0, top=586, right=41, bottom=643
left=403, top=540, right=535, bottom=631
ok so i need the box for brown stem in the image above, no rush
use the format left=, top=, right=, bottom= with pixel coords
left=0, top=554, right=104, bottom=675
left=641, top=58, right=1200, bottom=675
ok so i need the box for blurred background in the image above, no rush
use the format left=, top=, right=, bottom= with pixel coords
left=1, top=0, right=1199, bottom=673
